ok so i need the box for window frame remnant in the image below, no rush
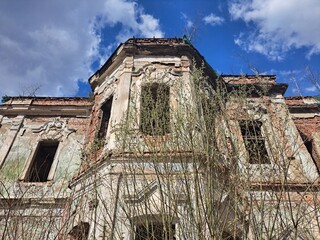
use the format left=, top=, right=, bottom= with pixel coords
left=239, top=120, right=270, bottom=164
left=25, top=140, right=60, bottom=182
left=134, top=222, right=176, bottom=240
left=140, top=82, right=170, bottom=136
left=97, top=96, right=113, bottom=140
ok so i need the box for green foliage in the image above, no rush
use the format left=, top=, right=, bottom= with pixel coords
left=140, top=82, right=170, bottom=135
left=1, top=95, right=10, bottom=103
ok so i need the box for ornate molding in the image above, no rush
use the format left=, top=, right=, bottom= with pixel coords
left=132, top=64, right=182, bottom=78
left=31, top=117, right=76, bottom=140
left=123, top=180, right=158, bottom=204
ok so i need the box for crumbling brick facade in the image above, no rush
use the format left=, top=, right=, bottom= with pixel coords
left=0, top=97, right=92, bottom=239
left=0, top=38, right=319, bottom=239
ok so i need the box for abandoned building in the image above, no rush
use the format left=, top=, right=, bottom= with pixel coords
left=0, top=38, right=319, bottom=239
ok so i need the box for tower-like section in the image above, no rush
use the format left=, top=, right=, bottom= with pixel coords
left=67, top=38, right=221, bottom=239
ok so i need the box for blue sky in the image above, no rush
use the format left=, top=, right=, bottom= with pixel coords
left=1, top=0, right=320, bottom=98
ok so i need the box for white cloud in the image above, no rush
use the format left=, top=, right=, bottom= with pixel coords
left=99, top=0, right=164, bottom=42
left=305, top=85, right=318, bottom=93
left=229, top=0, right=320, bottom=60
left=278, top=70, right=301, bottom=77
left=181, top=13, right=194, bottom=30
left=203, top=13, right=225, bottom=26
left=187, top=20, right=194, bottom=29
left=0, top=0, right=163, bottom=97
left=138, top=14, right=163, bottom=38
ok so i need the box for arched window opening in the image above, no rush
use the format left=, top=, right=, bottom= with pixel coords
left=135, top=222, right=176, bottom=240
left=68, top=222, right=90, bottom=240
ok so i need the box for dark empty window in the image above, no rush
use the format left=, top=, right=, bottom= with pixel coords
left=68, top=222, right=90, bottom=240
left=27, top=141, right=59, bottom=182
left=98, top=97, right=113, bottom=139
left=304, top=139, right=314, bottom=158
left=239, top=120, right=270, bottom=164
left=140, top=83, right=170, bottom=135
left=222, top=231, right=241, bottom=240
left=135, top=223, right=175, bottom=240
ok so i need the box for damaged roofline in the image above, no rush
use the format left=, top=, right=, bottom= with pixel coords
left=88, top=38, right=219, bottom=90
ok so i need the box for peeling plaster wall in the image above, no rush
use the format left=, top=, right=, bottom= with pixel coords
left=223, top=93, right=319, bottom=183
left=291, top=116, right=320, bottom=171
left=0, top=122, right=9, bottom=146
left=71, top=51, right=320, bottom=239
left=83, top=54, right=197, bottom=165
left=0, top=98, right=92, bottom=239
left=69, top=54, right=207, bottom=239
left=0, top=39, right=319, bottom=239
left=0, top=116, right=88, bottom=196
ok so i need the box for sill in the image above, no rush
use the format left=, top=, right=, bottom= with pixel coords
left=18, top=180, right=53, bottom=186
left=142, top=133, right=171, bottom=147
left=13, top=181, right=55, bottom=198
left=249, top=162, right=271, bottom=165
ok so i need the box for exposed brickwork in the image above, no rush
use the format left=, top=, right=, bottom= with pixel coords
left=68, top=117, right=91, bottom=133
left=285, top=97, right=306, bottom=105
left=32, top=98, right=92, bottom=106
left=85, top=94, right=103, bottom=146
left=126, top=37, right=185, bottom=46
left=293, top=116, right=320, bottom=137
left=291, top=117, right=320, bottom=172
left=222, top=75, right=276, bottom=85
left=285, top=96, right=318, bottom=105
left=3, top=96, right=92, bottom=106
left=1, top=38, right=320, bottom=239
left=286, top=97, right=320, bottom=172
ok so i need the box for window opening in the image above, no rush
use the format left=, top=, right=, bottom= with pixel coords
left=298, top=130, right=316, bottom=163
left=239, top=120, right=270, bottom=164
left=27, top=141, right=59, bottom=182
left=222, top=231, right=241, bottom=240
left=135, top=223, right=175, bottom=240
left=98, top=96, right=113, bottom=139
left=305, top=139, right=313, bottom=158
left=68, top=222, right=90, bottom=240
left=140, top=83, right=170, bottom=135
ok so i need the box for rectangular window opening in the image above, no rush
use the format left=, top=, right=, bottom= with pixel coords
left=98, top=96, right=113, bottom=140
left=140, top=83, right=170, bottom=136
left=239, top=120, right=270, bottom=164
left=298, top=130, right=316, bottom=163
left=27, top=141, right=59, bottom=182
left=135, top=223, right=175, bottom=240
